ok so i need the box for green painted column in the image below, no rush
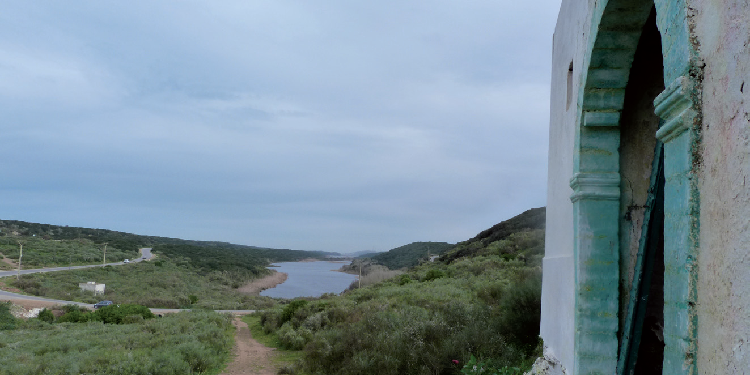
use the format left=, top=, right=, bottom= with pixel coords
left=655, top=76, right=700, bottom=375
left=571, top=125, right=621, bottom=374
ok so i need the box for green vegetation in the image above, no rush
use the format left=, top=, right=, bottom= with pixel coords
left=0, top=309, right=234, bottom=375
left=244, top=314, right=306, bottom=370
left=339, top=259, right=404, bottom=289
left=54, top=304, right=156, bottom=324
left=440, top=207, right=545, bottom=263
left=9, top=258, right=277, bottom=309
left=0, top=220, right=329, bottom=309
left=1, top=207, right=547, bottom=374
left=367, top=241, right=454, bottom=269
left=257, top=208, right=546, bottom=375
left=0, top=302, right=17, bottom=330
left=0, top=219, right=330, bottom=269
left=0, top=237, right=137, bottom=269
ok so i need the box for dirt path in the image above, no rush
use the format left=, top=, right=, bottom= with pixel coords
left=0, top=253, right=16, bottom=267
left=221, top=317, right=278, bottom=375
left=237, top=271, right=288, bottom=295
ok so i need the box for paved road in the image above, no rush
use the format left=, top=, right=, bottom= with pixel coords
left=0, top=248, right=154, bottom=308
left=0, top=248, right=153, bottom=278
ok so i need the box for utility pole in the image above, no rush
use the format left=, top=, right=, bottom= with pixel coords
left=102, top=242, right=108, bottom=265
left=358, top=261, right=362, bottom=289
left=16, top=242, right=23, bottom=280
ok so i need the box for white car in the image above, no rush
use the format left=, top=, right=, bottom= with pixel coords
left=123, top=259, right=130, bottom=263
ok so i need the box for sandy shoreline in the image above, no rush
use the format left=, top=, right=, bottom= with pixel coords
left=237, top=270, right=288, bottom=296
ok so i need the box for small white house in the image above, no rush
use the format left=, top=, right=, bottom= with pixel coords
left=78, top=281, right=105, bottom=296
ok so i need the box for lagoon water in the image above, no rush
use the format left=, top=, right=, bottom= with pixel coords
left=260, top=261, right=357, bottom=299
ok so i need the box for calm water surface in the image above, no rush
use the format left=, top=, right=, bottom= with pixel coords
left=260, top=261, right=357, bottom=299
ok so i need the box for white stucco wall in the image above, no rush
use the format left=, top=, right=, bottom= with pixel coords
left=540, top=0, right=592, bottom=371
left=544, top=0, right=750, bottom=373
left=79, top=281, right=105, bottom=295
left=692, top=0, right=750, bottom=372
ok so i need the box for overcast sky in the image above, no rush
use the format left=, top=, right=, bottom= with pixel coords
left=1, top=1, right=560, bottom=253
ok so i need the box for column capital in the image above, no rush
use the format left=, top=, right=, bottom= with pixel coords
left=569, top=172, right=620, bottom=202
left=655, top=76, right=696, bottom=143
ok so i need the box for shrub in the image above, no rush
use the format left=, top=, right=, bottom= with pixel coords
left=94, top=303, right=155, bottom=324
left=278, top=322, right=312, bottom=350
left=37, top=308, right=55, bottom=323
left=423, top=268, right=446, bottom=282
left=498, top=272, right=542, bottom=353
left=0, top=302, right=17, bottom=330
left=57, top=307, right=97, bottom=323
left=280, top=299, right=308, bottom=325
left=398, top=274, right=413, bottom=285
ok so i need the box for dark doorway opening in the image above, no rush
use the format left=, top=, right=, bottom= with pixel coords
left=617, top=7, right=666, bottom=375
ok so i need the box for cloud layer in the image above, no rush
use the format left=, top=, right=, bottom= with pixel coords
left=1, top=1, right=560, bottom=252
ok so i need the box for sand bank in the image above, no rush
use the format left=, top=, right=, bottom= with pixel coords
left=238, top=270, right=288, bottom=296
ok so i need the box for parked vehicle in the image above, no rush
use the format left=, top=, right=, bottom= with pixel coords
left=123, top=259, right=130, bottom=263
left=94, top=300, right=113, bottom=309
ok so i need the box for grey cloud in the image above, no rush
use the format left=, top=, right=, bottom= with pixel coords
left=0, top=0, right=558, bottom=252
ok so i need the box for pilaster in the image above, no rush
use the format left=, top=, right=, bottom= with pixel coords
left=654, top=75, right=700, bottom=375
left=570, top=171, right=620, bottom=374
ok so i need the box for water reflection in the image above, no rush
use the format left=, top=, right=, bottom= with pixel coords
left=260, top=261, right=357, bottom=299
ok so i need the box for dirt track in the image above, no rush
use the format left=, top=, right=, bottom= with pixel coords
left=221, top=317, right=277, bottom=375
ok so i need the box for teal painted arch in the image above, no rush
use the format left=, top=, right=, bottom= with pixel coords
left=578, top=0, right=695, bottom=134
left=571, top=0, right=700, bottom=374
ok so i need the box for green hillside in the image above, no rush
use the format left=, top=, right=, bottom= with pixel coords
left=259, top=207, right=546, bottom=375
left=0, top=219, right=327, bottom=269
left=440, top=207, right=545, bottom=263
left=0, top=219, right=328, bottom=309
left=368, top=241, right=454, bottom=269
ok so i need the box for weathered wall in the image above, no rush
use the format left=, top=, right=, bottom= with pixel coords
left=540, top=0, right=591, bottom=371
left=692, top=0, right=750, bottom=372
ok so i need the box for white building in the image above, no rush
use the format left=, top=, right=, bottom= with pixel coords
left=540, top=0, right=750, bottom=373
left=78, top=281, right=105, bottom=296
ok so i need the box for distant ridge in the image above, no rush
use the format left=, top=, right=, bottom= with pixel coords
left=0, top=219, right=330, bottom=261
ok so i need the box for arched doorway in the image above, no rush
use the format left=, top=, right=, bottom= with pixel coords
left=571, top=0, right=702, bottom=373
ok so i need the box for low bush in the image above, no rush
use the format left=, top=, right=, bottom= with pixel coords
left=37, top=308, right=54, bottom=323
left=280, top=299, right=309, bottom=326
left=94, top=304, right=155, bottom=324
left=0, top=310, right=234, bottom=375
left=0, top=302, right=16, bottom=330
